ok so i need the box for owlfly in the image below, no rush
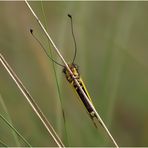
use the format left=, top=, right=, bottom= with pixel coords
left=25, top=1, right=119, bottom=147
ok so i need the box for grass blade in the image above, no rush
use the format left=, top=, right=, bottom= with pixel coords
left=40, top=1, right=69, bottom=145
left=0, top=94, right=20, bottom=146
left=0, top=139, right=8, bottom=147
left=0, top=114, right=31, bottom=147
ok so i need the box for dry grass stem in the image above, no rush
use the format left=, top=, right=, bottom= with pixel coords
left=0, top=53, right=64, bottom=147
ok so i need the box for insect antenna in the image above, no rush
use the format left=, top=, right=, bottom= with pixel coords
left=68, top=14, right=77, bottom=64
left=30, top=29, right=64, bottom=67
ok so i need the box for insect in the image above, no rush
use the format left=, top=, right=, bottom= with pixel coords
left=30, top=14, right=99, bottom=127
left=26, top=1, right=119, bottom=145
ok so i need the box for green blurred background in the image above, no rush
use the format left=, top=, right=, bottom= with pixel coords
left=0, top=1, right=148, bottom=147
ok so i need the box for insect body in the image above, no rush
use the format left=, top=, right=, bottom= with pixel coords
left=63, top=63, right=97, bottom=126
left=30, top=14, right=98, bottom=127
left=29, top=10, right=119, bottom=147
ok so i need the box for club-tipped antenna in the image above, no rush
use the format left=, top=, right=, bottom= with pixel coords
left=30, top=29, right=64, bottom=67
left=68, top=14, right=77, bottom=64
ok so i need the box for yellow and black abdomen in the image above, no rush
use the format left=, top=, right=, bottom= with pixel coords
left=73, top=78, right=94, bottom=114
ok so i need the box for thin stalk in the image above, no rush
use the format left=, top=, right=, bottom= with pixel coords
left=0, top=94, right=21, bottom=146
left=0, top=53, right=64, bottom=148
left=0, top=114, right=31, bottom=147
left=24, top=1, right=119, bottom=147
left=0, top=139, right=8, bottom=147
left=40, top=1, right=69, bottom=146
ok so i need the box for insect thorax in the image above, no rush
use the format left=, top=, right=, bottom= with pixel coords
left=63, top=63, right=79, bottom=83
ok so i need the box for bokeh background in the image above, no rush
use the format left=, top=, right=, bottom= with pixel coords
left=0, top=1, right=148, bottom=147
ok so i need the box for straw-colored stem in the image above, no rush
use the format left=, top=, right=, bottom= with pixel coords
left=0, top=53, right=64, bottom=148
left=24, top=1, right=119, bottom=147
